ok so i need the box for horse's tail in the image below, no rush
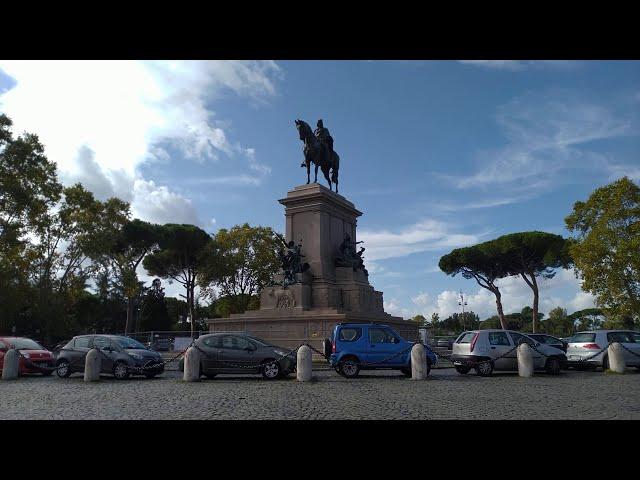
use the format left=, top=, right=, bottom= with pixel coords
left=332, top=151, right=340, bottom=172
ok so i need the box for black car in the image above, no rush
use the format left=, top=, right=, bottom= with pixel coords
left=526, top=333, right=568, bottom=353
left=178, top=332, right=296, bottom=380
left=56, top=335, right=165, bottom=379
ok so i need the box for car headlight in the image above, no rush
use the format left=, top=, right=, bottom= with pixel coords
left=273, top=349, right=287, bottom=357
left=21, top=352, right=31, bottom=359
left=130, top=353, right=144, bottom=360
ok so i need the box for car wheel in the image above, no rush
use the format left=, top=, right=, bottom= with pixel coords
left=113, top=361, right=130, bottom=380
left=545, top=357, right=561, bottom=375
left=475, top=360, right=493, bottom=377
left=205, top=373, right=217, bottom=379
left=261, top=360, right=281, bottom=380
left=455, top=365, right=471, bottom=375
left=56, top=360, right=71, bottom=378
left=602, top=355, right=609, bottom=372
left=400, top=367, right=412, bottom=377
left=338, top=358, right=360, bottom=378
left=323, top=338, right=332, bottom=358
left=144, top=373, right=157, bottom=379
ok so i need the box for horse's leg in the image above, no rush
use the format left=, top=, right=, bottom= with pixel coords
left=306, top=159, right=310, bottom=184
left=314, top=164, right=318, bottom=183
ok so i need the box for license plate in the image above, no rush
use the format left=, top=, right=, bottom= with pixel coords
left=453, top=361, right=462, bottom=366
left=569, top=355, right=581, bottom=361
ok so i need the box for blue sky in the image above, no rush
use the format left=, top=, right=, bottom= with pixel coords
left=1, top=60, right=639, bottom=320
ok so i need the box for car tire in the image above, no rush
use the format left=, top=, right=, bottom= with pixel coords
left=113, top=361, right=130, bottom=380
left=205, top=373, right=217, bottom=379
left=455, top=365, right=471, bottom=375
left=338, top=357, right=360, bottom=378
left=602, top=355, right=609, bottom=372
left=545, top=357, right=561, bottom=375
left=475, top=360, right=493, bottom=377
left=56, top=359, right=71, bottom=378
left=400, top=367, right=412, bottom=377
left=261, top=360, right=281, bottom=380
left=144, top=373, right=157, bottom=379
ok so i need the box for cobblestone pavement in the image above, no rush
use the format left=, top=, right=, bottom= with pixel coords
left=1, top=368, right=639, bottom=420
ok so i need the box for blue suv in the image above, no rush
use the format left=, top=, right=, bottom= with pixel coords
left=327, top=323, right=437, bottom=378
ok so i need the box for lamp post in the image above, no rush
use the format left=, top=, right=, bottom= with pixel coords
left=458, top=291, right=468, bottom=331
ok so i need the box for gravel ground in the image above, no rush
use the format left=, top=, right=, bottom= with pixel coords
left=1, top=368, right=639, bottom=420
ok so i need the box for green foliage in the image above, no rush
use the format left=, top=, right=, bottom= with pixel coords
left=480, top=306, right=543, bottom=332
left=139, top=279, right=172, bottom=331
left=565, top=177, right=640, bottom=327
left=497, top=231, right=572, bottom=332
left=198, top=223, right=280, bottom=314
left=439, top=241, right=512, bottom=328
left=429, top=311, right=480, bottom=335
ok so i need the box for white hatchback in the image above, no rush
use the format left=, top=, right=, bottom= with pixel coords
left=566, top=330, right=640, bottom=371
left=450, top=329, right=567, bottom=376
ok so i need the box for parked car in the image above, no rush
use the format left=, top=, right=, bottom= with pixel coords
left=0, top=336, right=56, bottom=376
left=178, top=333, right=296, bottom=380
left=327, top=323, right=438, bottom=378
left=146, top=336, right=173, bottom=352
left=566, top=330, right=640, bottom=371
left=526, top=333, right=568, bottom=352
left=56, top=335, right=165, bottom=379
left=436, top=337, right=455, bottom=349
left=450, top=329, right=567, bottom=376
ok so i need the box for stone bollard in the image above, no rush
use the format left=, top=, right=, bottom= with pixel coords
left=517, top=343, right=534, bottom=377
left=608, top=342, right=626, bottom=373
left=1, top=349, right=19, bottom=380
left=297, top=345, right=312, bottom=382
left=84, top=348, right=101, bottom=382
left=411, top=343, right=427, bottom=380
left=183, top=346, right=201, bottom=382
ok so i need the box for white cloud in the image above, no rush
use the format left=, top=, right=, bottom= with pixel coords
left=0, top=60, right=280, bottom=223
left=359, top=219, right=485, bottom=261
left=131, top=179, right=200, bottom=226
left=458, top=60, right=577, bottom=71
left=442, top=91, right=635, bottom=192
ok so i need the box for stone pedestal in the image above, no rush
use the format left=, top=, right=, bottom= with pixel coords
left=205, top=183, right=416, bottom=350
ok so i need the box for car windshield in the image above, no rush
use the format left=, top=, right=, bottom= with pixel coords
left=8, top=338, right=44, bottom=350
left=571, top=333, right=596, bottom=343
left=245, top=336, right=272, bottom=347
left=114, top=337, right=147, bottom=350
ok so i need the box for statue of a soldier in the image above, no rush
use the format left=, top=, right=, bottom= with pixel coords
left=314, top=119, right=334, bottom=167
left=336, top=234, right=365, bottom=271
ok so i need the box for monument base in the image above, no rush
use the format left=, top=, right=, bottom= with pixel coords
left=204, top=309, right=418, bottom=354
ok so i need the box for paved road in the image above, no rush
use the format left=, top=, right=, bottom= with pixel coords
left=1, top=368, right=638, bottom=420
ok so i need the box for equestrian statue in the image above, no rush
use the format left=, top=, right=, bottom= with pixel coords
left=295, top=118, right=340, bottom=193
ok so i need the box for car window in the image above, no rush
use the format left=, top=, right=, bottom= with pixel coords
left=92, top=337, right=111, bottom=349
left=456, top=332, right=476, bottom=344
left=571, top=333, right=596, bottom=343
left=202, top=336, right=222, bottom=348
left=221, top=335, right=251, bottom=350
left=542, top=335, right=560, bottom=345
left=74, top=337, right=92, bottom=349
left=369, top=328, right=397, bottom=344
left=509, top=332, right=535, bottom=346
left=488, top=332, right=511, bottom=346
left=607, top=332, right=633, bottom=343
left=0, top=340, right=6, bottom=349
left=339, top=328, right=362, bottom=342
left=630, top=332, right=640, bottom=343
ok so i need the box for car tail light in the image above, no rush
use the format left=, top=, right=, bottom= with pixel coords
left=470, top=332, right=479, bottom=352
left=582, top=343, right=601, bottom=349
left=332, top=339, right=336, bottom=354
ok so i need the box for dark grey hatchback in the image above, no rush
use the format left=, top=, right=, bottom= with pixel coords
left=56, top=335, right=164, bottom=379
left=178, top=333, right=296, bottom=380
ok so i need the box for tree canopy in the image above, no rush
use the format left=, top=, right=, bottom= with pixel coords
left=565, top=177, right=640, bottom=327
left=439, top=241, right=511, bottom=329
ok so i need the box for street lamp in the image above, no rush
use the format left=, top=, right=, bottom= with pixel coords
left=458, top=291, right=468, bottom=331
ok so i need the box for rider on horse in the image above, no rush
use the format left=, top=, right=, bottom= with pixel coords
left=315, top=119, right=334, bottom=165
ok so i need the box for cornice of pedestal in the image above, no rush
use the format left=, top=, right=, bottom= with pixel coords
left=279, top=183, right=362, bottom=218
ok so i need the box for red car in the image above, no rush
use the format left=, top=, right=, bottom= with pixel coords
left=0, top=336, right=56, bottom=376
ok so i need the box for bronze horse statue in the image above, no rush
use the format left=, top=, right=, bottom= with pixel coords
left=295, top=119, right=340, bottom=192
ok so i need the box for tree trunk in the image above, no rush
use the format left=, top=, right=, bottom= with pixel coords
left=531, top=274, right=539, bottom=333
left=494, top=290, right=507, bottom=329
left=125, top=297, right=133, bottom=335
